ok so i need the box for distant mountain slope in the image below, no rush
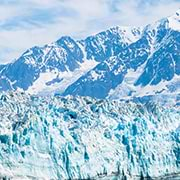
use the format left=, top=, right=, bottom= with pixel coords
left=63, top=11, right=180, bottom=99
left=0, top=26, right=141, bottom=94
left=0, top=10, right=179, bottom=100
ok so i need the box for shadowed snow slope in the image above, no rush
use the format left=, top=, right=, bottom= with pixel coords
left=0, top=92, right=179, bottom=179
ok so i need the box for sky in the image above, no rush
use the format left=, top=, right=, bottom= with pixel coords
left=0, top=0, right=180, bottom=64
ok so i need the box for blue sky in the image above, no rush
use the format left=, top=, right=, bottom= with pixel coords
left=0, top=0, right=180, bottom=64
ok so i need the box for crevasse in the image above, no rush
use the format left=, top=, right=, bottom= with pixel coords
left=0, top=92, right=179, bottom=179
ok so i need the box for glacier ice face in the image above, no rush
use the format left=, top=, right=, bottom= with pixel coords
left=0, top=92, right=179, bottom=179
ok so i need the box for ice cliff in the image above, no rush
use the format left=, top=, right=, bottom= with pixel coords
left=0, top=92, right=179, bottom=179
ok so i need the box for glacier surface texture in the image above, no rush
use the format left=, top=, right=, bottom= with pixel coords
left=0, top=92, right=179, bottom=179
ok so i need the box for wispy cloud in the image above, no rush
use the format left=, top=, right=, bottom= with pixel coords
left=0, top=0, right=179, bottom=64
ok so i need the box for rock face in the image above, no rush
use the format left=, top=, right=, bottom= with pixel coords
left=63, top=17, right=180, bottom=99
left=0, top=10, right=180, bottom=100
left=0, top=27, right=141, bottom=95
left=0, top=92, right=179, bottom=179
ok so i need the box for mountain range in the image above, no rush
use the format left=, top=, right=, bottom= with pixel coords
left=0, top=10, right=180, bottom=179
left=0, top=10, right=180, bottom=102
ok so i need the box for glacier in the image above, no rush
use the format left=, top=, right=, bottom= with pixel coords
left=0, top=92, right=179, bottom=179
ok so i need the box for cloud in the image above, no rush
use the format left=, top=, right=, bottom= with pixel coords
left=0, top=0, right=179, bottom=64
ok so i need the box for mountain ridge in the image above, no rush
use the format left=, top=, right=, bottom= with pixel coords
left=0, top=10, right=180, bottom=101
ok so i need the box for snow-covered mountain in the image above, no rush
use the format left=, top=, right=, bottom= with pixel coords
left=63, top=11, right=180, bottom=99
left=0, top=10, right=180, bottom=100
left=0, top=92, right=179, bottom=179
left=0, top=10, right=180, bottom=180
left=0, top=26, right=141, bottom=94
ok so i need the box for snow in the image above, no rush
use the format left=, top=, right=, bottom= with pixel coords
left=24, top=56, right=36, bottom=65
left=110, top=26, right=143, bottom=44
left=27, top=59, right=99, bottom=95
left=109, top=60, right=180, bottom=100
left=90, top=70, right=99, bottom=81
left=109, top=62, right=146, bottom=99
left=27, top=69, right=57, bottom=94
left=0, top=9, right=180, bottom=102
left=77, top=41, right=87, bottom=60
left=22, top=49, right=33, bottom=56
left=168, top=9, right=180, bottom=31
left=135, top=74, right=180, bottom=97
